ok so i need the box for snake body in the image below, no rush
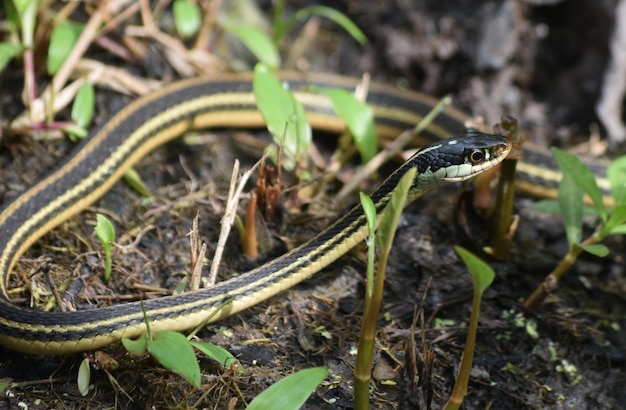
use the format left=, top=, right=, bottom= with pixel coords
left=0, top=71, right=549, bottom=354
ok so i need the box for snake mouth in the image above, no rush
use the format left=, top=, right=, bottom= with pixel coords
left=433, top=137, right=512, bottom=182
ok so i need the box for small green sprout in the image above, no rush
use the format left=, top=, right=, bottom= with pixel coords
left=272, top=2, right=367, bottom=45
left=94, top=213, right=115, bottom=282
left=173, top=0, right=202, bottom=38
left=525, top=151, right=626, bottom=310
left=444, top=247, right=495, bottom=410
left=64, top=81, right=95, bottom=141
left=354, top=168, right=416, bottom=410
left=77, top=357, right=91, bottom=396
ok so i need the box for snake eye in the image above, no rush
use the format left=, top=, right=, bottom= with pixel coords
left=468, top=149, right=487, bottom=164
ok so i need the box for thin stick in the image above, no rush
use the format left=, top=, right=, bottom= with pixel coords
left=207, top=156, right=267, bottom=286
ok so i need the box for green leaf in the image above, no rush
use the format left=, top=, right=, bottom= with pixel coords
left=532, top=199, right=599, bottom=217
left=77, top=358, right=91, bottom=397
left=455, top=246, right=495, bottom=295
left=608, top=224, right=626, bottom=236
left=605, top=205, right=626, bottom=234
left=359, top=192, right=377, bottom=301
left=246, top=367, right=329, bottom=410
left=13, top=0, right=37, bottom=46
left=607, top=155, right=626, bottom=205
left=190, top=341, right=244, bottom=373
left=4, top=0, right=19, bottom=33
left=122, top=332, right=148, bottom=355
left=148, top=331, right=201, bottom=388
left=558, top=171, right=583, bottom=247
left=95, top=214, right=115, bottom=282
left=123, top=167, right=153, bottom=197
left=293, top=6, right=367, bottom=45
left=225, top=24, right=280, bottom=70
left=552, top=147, right=607, bottom=223
left=253, top=64, right=311, bottom=171
left=0, top=378, right=10, bottom=395
left=319, top=88, right=377, bottom=163
left=62, top=124, right=88, bottom=142
left=375, top=168, right=416, bottom=251
left=580, top=243, right=610, bottom=257
left=173, top=0, right=201, bottom=38
left=48, top=21, right=83, bottom=74
left=95, top=214, right=115, bottom=246
left=0, top=42, right=21, bottom=73
left=359, top=193, right=377, bottom=238
left=530, top=199, right=560, bottom=214
left=71, top=82, right=95, bottom=129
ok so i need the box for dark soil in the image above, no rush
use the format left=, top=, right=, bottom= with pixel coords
left=0, top=1, right=624, bottom=409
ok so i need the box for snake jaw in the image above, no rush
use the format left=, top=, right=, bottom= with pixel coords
left=427, top=134, right=512, bottom=182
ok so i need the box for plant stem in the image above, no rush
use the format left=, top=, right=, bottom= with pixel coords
left=524, top=230, right=603, bottom=310
left=354, top=249, right=389, bottom=410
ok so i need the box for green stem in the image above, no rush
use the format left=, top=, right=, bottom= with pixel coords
left=354, top=249, right=389, bottom=410
left=523, top=230, right=603, bottom=310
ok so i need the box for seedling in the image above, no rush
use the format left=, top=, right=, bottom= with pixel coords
left=443, top=247, right=495, bottom=410
left=354, top=168, right=416, bottom=410
left=525, top=150, right=626, bottom=310
left=94, top=213, right=115, bottom=283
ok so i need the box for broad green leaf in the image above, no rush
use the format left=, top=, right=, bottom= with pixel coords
left=580, top=243, right=610, bottom=257
left=558, top=172, right=583, bottom=247
left=95, top=214, right=115, bottom=248
left=253, top=64, right=311, bottom=171
left=0, top=42, right=21, bottom=73
left=246, top=367, right=329, bottom=410
left=225, top=24, right=280, bottom=70
left=375, top=168, right=416, bottom=250
left=48, top=21, right=83, bottom=74
left=455, top=246, right=495, bottom=294
left=173, top=0, right=201, bottom=38
left=320, top=88, right=377, bottom=163
left=552, top=147, right=607, bottom=223
left=608, top=224, right=626, bottom=235
left=293, top=6, right=367, bottom=45
left=607, top=155, right=626, bottom=205
left=190, top=341, right=244, bottom=373
left=71, top=82, right=95, bottom=129
left=605, top=205, right=626, bottom=234
left=77, top=358, right=91, bottom=397
left=148, top=331, right=201, bottom=388
left=122, top=332, right=148, bottom=355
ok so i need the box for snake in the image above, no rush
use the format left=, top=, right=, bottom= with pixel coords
left=1, top=70, right=590, bottom=354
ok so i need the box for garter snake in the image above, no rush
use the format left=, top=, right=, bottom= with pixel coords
left=0, top=71, right=594, bottom=354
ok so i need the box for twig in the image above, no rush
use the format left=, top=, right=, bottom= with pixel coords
left=207, top=155, right=267, bottom=286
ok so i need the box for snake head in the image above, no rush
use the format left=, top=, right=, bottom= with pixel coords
left=417, top=132, right=512, bottom=182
